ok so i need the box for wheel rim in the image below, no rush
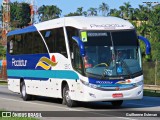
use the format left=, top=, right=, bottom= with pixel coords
left=22, top=84, right=26, bottom=97
left=65, top=89, right=70, bottom=103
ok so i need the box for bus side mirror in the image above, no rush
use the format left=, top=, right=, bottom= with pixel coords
left=72, top=36, right=86, bottom=57
left=138, top=36, right=151, bottom=59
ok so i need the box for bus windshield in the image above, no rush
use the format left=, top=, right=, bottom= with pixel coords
left=81, top=30, right=142, bottom=79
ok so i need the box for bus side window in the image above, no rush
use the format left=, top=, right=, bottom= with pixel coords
left=41, top=28, right=67, bottom=57
left=44, top=30, right=55, bottom=53
left=32, top=32, right=48, bottom=54
left=73, top=43, right=83, bottom=74
left=55, top=28, right=68, bottom=58
left=33, top=33, right=40, bottom=53
left=24, top=33, right=31, bottom=54
left=66, top=27, right=79, bottom=58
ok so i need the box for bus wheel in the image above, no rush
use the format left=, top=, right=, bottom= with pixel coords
left=111, top=100, right=123, bottom=107
left=20, top=81, right=31, bottom=101
left=62, top=84, right=76, bottom=107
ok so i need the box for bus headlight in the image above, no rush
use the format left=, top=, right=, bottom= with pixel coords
left=80, top=80, right=99, bottom=88
left=80, top=80, right=89, bottom=86
left=135, top=80, right=143, bottom=86
left=89, top=84, right=98, bottom=88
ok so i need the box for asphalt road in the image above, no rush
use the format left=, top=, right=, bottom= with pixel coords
left=0, top=85, right=160, bottom=120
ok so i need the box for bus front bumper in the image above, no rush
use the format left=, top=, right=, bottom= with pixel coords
left=75, top=84, right=143, bottom=102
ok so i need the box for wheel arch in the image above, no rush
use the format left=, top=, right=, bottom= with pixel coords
left=20, top=78, right=24, bottom=92
left=61, top=80, right=68, bottom=98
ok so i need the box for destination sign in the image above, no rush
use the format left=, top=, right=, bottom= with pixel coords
left=88, top=32, right=108, bottom=37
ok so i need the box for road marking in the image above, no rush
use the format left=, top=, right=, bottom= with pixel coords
left=0, top=97, right=75, bottom=110
left=115, top=117, right=137, bottom=120
left=0, top=97, right=136, bottom=120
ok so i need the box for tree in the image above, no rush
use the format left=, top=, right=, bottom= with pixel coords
left=119, top=5, right=125, bottom=19
left=65, top=12, right=81, bottom=17
left=136, top=5, right=147, bottom=20
left=134, top=3, right=160, bottom=61
left=76, top=7, right=83, bottom=15
left=123, top=2, right=131, bottom=19
left=87, top=7, right=97, bottom=16
left=83, top=11, right=87, bottom=16
left=119, top=2, right=132, bottom=20
left=129, top=8, right=135, bottom=20
left=99, top=2, right=109, bottom=16
left=109, top=8, right=121, bottom=17
left=147, top=5, right=160, bottom=61
left=38, top=5, right=62, bottom=22
left=10, top=2, right=31, bottom=28
left=65, top=7, right=87, bottom=17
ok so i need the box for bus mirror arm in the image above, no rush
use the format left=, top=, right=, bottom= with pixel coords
left=72, top=36, right=86, bottom=57
left=138, top=36, right=151, bottom=58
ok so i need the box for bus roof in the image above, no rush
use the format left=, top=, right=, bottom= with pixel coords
left=35, top=16, right=134, bottom=30
left=8, top=16, right=134, bottom=36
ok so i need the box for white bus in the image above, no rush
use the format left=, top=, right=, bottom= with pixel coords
left=7, top=16, right=151, bottom=107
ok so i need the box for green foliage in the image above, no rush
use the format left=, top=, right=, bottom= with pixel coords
left=87, top=7, right=97, bottom=16
left=65, top=7, right=87, bottom=17
left=109, top=9, right=121, bottom=17
left=38, top=5, right=62, bottom=22
left=10, top=2, right=31, bottom=28
left=99, top=2, right=109, bottom=16
left=65, top=12, right=81, bottom=17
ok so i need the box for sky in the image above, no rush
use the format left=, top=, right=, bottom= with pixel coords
left=1, top=0, right=160, bottom=16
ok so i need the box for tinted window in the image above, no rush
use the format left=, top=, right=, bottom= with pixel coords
left=41, top=27, right=68, bottom=58
left=7, top=31, right=48, bottom=55
left=66, top=27, right=84, bottom=74
left=111, top=30, right=138, bottom=46
left=66, top=27, right=79, bottom=54
left=73, top=44, right=83, bottom=74
left=32, top=32, right=47, bottom=54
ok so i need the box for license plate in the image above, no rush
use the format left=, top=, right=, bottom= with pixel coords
left=112, top=93, right=123, bottom=98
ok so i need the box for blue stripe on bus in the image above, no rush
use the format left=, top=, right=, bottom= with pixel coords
left=89, top=78, right=124, bottom=84
left=7, top=70, right=79, bottom=80
left=8, top=76, right=49, bottom=80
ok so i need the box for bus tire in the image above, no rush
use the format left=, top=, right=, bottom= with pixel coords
left=62, top=84, right=77, bottom=107
left=20, top=81, right=31, bottom=101
left=111, top=100, right=123, bottom=107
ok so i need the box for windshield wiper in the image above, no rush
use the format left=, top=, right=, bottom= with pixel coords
left=121, top=59, right=133, bottom=79
left=86, top=72, right=102, bottom=79
left=101, top=70, right=108, bottom=79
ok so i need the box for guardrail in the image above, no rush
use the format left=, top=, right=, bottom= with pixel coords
left=144, top=85, right=160, bottom=93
